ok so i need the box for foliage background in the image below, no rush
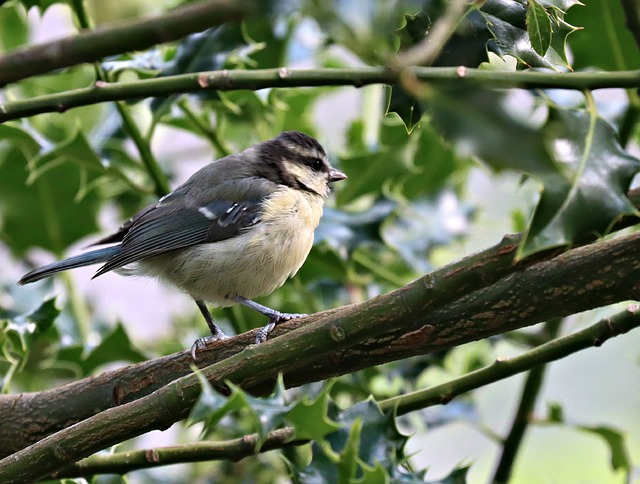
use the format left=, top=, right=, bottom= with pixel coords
left=0, top=0, right=639, bottom=482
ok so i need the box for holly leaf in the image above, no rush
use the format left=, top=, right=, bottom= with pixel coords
left=481, top=0, right=578, bottom=70
left=81, top=323, right=147, bottom=374
left=526, top=0, right=552, bottom=56
left=566, top=0, right=640, bottom=70
left=0, top=127, right=104, bottom=256
left=523, top=108, right=640, bottom=256
left=286, top=383, right=341, bottom=441
left=421, top=86, right=640, bottom=257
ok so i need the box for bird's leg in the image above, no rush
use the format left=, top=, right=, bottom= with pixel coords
left=190, top=300, right=228, bottom=360
left=232, top=296, right=307, bottom=343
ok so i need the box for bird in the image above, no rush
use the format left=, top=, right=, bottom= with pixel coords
left=19, top=131, right=347, bottom=359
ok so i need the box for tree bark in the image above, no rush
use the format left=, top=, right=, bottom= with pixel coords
left=2, top=228, right=639, bottom=460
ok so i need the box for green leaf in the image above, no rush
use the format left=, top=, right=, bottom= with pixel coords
left=190, top=376, right=291, bottom=447
left=188, top=374, right=248, bottom=431
left=0, top=128, right=104, bottom=256
left=150, top=25, right=252, bottom=117
left=522, top=108, right=640, bottom=256
left=336, top=119, right=413, bottom=206
left=3, top=297, right=59, bottom=353
left=481, top=0, right=577, bottom=70
left=546, top=401, right=565, bottom=423
left=304, top=0, right=407, bottom=64
left=526, top=0, right=552, bottom=56
left=579, top=426, right=631, bottom=474
left=421, top=87, right=640, bottom=256
left=0, top=4, right=28, bottom=51
left=338, top=417, right=362, bottom=482
left=423, top=87, right=555, bottom=175
left=295, top=398, right=410, bottom=482
left=566, top=0, right=640, bottom=70
left=286, top=383, right=341, bottom=441
left=81, top=323, right=147, bottom=374
left=1, top=297, right=60, bottom=391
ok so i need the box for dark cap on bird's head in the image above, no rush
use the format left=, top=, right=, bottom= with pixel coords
left=255, top=131, right=346, bottom=196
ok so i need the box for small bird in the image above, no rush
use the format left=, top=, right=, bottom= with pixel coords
left=19, top=131, right=347, bottom=358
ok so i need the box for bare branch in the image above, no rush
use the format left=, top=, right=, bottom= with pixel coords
left=0, top=0, right=258, bottom=87
left=4, top=67, right=640, bottom=123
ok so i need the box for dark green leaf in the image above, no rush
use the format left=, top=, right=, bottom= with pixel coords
left=0, top=128, right=104, bottom=256
left=481, top=0, right=576, bottom=69
left=0, top=4, right=27, bottom=51
left=423, top=87, right=555, bottom=175
left=286, top=383, right=341, bottom=441
left=546, top=401, right=565, bottom=423
left=387, top=87, right=424, bottom=133
left=421, top=87, right=640, bottom=256
left=580, top=426, right=631, bottom=473
left=304, top=0, right=408, bottom=64
left=150, top=25, right=252, bottom=117
left=566, top=0, right=640, bottom=70
left=81, top=323, right=147, bottom=374
left=523, top=108, right=640, bottom=256
left=296, top=399, right=407, bottom=481
left=190, top=376, right=290, bottom=446
left=526, top=0, right=552, bottom=56
left=188, top=374, right=247, bottom=431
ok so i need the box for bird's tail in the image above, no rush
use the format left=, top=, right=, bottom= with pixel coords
left=18, top=246, right=121, bottom=285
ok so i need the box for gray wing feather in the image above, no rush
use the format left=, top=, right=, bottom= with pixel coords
left=94, top=200, right=262, bottom=278
left=93, top=177, right=278, bottom=278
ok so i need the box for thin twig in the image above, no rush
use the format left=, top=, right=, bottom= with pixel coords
left=492, top=319, right=562, bottom=483
left=0, top=0, right=257, bottom=87
left=4, top=67, right=640, bottom=123
left=392, top=0, right=476, bottom=69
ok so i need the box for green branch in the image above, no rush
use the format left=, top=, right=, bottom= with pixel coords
left=52, top=306, right=640, bottom=479
left=380, top=305, right=640, bottom=413
left=55, top=428, right=302, bottom=478
left=3, top=67, right=640, bottom=123
left=0, top=0, right=258, bottom=88
left=492, top=319, right=562, bottom=483
left=67, top=0, right=170, bottom=198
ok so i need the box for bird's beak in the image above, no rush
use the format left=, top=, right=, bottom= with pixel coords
left=329, top=168, right=347, bottom=183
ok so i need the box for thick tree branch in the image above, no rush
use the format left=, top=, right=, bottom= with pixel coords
left=4, top=67, right=640, bottom=122
left=1, top=227, right=640, bottom=481
left=2, top=192, right=640, bottom=458
left=0, top=229, right=542, bottom=458
left=0, top=0, right=257, bottom=88
left=46, top=304, right=640, bottom=479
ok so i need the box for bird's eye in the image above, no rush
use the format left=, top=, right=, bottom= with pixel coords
left=308, top=157, right=324, bottom=171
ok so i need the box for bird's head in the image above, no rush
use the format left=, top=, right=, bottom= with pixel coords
left=254, top=131, right=347, bottom=197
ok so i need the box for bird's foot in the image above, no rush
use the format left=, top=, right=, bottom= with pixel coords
left=255, top=312, right=308, bottom=344
left=190, top=332, right=229, bottom=361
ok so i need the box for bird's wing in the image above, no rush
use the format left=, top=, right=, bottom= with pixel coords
left=93, top=181, right=273, bottom=277
left=90, top=204, right=157, bottom=246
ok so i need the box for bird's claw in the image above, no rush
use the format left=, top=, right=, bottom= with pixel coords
left=255, top=312, right=308, bottom=344
left=190, top=333, right=228, bottom=361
